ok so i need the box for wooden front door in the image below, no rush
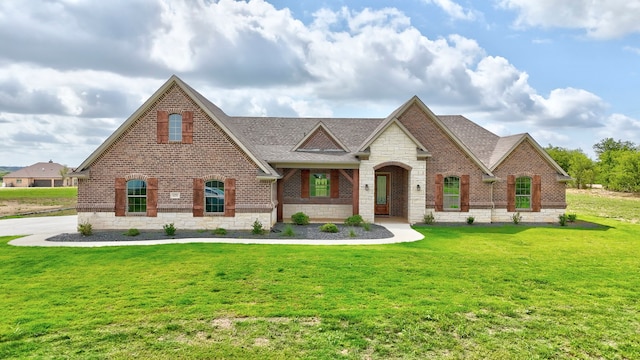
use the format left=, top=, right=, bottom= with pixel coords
left=374, top=173, right=390, bottom=215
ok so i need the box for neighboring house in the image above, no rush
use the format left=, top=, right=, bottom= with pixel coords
left=3, top=160, right=74, bottom=187
left=73, top=76, right=571, bottom=230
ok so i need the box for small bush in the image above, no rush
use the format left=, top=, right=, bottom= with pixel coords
left=319, top=223, right=339, bottom=233
left=349, top=228, right=357, bottom=237
left=567, top=213, right=577, bottom=222
left=78, top=222, right=92, bottom=236
left=512, top=212, right=522, bottom=224
left=344, top=214, right=364, bottom=227
left=423, top=212, right=435, bottom=225
left=362, top=221, right=371, bottom=231
left=559, top=213, right=568, bottom=226
left=252, top=219, right=264, bottom=235
left=213, top=227, right=227, bottom=236
left=163, top=223, right=176, bottom=236
left=283, top=224, right=295, bottom=237
left=125, top=228, right=140, bottom=236
left=466, top=216, right=475, bottom=225
left=291, top=212, right=310, bottom=225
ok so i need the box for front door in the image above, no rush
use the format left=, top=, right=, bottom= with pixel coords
left=375, top=173, right=390, bottom=215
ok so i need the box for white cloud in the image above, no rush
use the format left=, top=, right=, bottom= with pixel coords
left=424, top=0, right=478, bottom=21
left=599, top=113, right=640, bottom=142
left=624, top=46, right=640, bottom=55
left=498, top=0, right=640, bottom=39
left=0, top=0, right=628, bottom=165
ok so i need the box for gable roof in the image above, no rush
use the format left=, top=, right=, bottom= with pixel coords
left=377, top=96, right=495, bottom=176
left=75, top=75, right=278, bottom=178
left=292, top=121, right=350, bottom=152
left=75, top=76, right=568, bottom=179
left=226, top=116, right=383, bottom=167
left=4, top=161, right=65, bottom=179
left=489, top=133, right=570, bottom=177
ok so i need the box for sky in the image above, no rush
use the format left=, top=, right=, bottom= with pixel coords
left=1, top=0, right=639, bottom=167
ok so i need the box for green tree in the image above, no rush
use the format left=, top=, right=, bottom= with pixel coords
left=545, top=146, right=595, bottom=188
left=593, top=138, right=637, bottom=188
left=545, top=145, right=572, bottom=173
left=568, top=150, right=596, bottom=189
left=608, top=151, right=640, bottom=192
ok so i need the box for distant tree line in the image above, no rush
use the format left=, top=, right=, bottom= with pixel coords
left=545, top=138, right=640, bottom=192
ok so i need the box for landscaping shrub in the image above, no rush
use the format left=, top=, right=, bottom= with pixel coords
left=512, top=212, right=522, bottom=224
left=252, top=219, right=264, bottom=234
left=466, top=216, right=475, bottom=225
left=319, top=223, right=339, bottom=233
left=349, top=228, right=357, bottom=237
left=77, top=222, right=92, bottom=236
left=423, top=212, right=435, bottom=225
left=291, top=212, right=309, bottom=225
left=344, top=214, right=364, bottom=227
left=559, top=213, right=568, bottom=226
left=213, top=227, right=227, bottom=236
left=163, top=223, right=176, bottom=236
left=362, top=221, right=371, bottom=231
left=125, top=228, right=140, bottom=236
left=283, top=224, right=295, bottom=237
left=567, top=213, right=577, bottom=222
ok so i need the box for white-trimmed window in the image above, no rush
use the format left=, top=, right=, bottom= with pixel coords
left=516, top=177, right=531, bottom=209
left=443, top=176, right=460, bottom=210
left=169, top=113, right=182, bottom=142
left=205, top=180, right=225, bottom=213
left=127, top=180, right=147, bottom=213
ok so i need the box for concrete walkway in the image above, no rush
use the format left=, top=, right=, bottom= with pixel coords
left=5, top=216, right=425, bottom=247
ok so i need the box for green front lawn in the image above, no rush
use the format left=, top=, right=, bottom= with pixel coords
left=1, top=215, right=638, bottom=358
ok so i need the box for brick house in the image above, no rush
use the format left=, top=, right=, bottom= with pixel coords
left=73, top=75, right=571, bottom=230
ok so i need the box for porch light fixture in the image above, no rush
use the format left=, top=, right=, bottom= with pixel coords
left=417, top=184, right=421, bottom=191
left=365, top=184, right=369, bottom=191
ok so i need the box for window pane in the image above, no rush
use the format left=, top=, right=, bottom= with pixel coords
left=205, top=180, right=225, bottom=213
left=376, top=175, right=387, bottom=205
left=443, top=176, right=460, bottom=209
left=516, top=177, right=531, bottom=195
left=128, top=197, right=146, bottom=213
left=310, top=173, right=329, bottom=197
left=169, top=113, right=182, bottom=142
left=515, top=177, right=531, bottom=209
left=127, top=180, right=147, bottom=213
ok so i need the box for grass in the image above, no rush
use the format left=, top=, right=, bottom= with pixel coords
left=0, top=190, right=638, bottom=358
left=1, top=216, right=639, bottom=358
left=0, top=187, right=77, bottom=218
left=567, top=189, right=639, bottom=223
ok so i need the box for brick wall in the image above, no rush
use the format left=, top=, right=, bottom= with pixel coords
left=78, top=84, right=274, bottom=228
left=492, top=140, right=567, bottom=209
left=298, top=127, right=343, bottom=150
left=397, top=104, right=494, bottom=209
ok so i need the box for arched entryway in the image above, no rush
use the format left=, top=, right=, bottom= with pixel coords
left=373, top=162, right=411, bottom=221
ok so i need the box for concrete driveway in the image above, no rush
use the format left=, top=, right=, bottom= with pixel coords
left=0, top=215, right=77, bottom=237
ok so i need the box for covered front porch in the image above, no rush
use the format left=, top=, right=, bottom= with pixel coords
left=275, top=167, right=360, bottom=222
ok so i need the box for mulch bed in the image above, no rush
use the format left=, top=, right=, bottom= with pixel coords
left=47, top=222, right=394, bottom=242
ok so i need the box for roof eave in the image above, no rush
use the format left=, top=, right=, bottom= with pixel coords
left=270, top=161, right=361, bottom=169
left=557, top=175, right=573, bottom=182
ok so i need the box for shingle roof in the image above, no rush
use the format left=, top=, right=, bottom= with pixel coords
left=226, top=116, right=384, bottom=164
left=74, top=75, right=569, bottom=179
left=437, top=115, right=501, bottom=167
left=4, top=161, right=65, bottom=179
